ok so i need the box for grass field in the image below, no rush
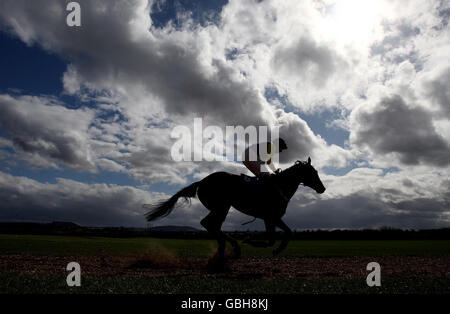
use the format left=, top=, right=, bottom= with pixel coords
left=1, top=234, right=449, bottom=257
left=0, top=234, right=449, bottom=294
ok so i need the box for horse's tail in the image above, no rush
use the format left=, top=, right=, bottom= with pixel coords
left=144, top=181, right=199, bottom=222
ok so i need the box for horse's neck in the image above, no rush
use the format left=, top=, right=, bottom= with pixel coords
left=277, top=169, right=302, bottom=201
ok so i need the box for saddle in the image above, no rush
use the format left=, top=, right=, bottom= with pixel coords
left=240, top=173, right=288, bottom=201
left=240, top=173, right=273, bottom=185
left=240, top=173, right=259, bottom=184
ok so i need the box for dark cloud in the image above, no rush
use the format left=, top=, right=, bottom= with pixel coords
left=0, top=94, right=95, bottom=170
left=425, top=67, right=450, bottom=116
left=370, top=22, right=420, bottom=55
left=273, top=36, right=346, bottom=88
left=435, top=3, right=450, bottom=29
left=370, top=22, right=423, bottom=70
left=0, top=171, right=152, bottom=227
left=282, top=190, right=449, bottom=230
left=351, top=95, right=450, bottom=167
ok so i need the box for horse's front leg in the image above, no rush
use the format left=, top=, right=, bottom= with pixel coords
left=243, top=220, right=275, bottom=248
left=264, top=220, right=276, bottom=247
left=273, top=219, right=292, bottom=256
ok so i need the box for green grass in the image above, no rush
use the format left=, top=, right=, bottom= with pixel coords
left=277, top=239, right=450, bottom=257
left=0, top=234, right=449, bottom=257
left=0, top=234, right=216, bottom=257
left=1, top=273, right=448, bottom=294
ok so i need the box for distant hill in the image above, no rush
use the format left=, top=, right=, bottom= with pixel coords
left=0, top=221, right=83, bottom=231
left=48, top=221, right=81, bottom=229
left=149, top=225, right=201, bottom=232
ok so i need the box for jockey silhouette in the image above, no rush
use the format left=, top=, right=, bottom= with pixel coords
left=242, top=138, right=288, bottom=177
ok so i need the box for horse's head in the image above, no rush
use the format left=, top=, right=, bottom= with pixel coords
left=295, top=157, right=326, bottom=194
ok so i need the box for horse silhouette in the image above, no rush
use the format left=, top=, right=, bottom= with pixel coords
left=145, top=157, right=325, bottom=259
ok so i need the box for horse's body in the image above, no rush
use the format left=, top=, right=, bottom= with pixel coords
left=145, top=158, right=325, bottom=259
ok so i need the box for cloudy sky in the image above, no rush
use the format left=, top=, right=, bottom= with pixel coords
left=0, top=0, right=449, bottom=230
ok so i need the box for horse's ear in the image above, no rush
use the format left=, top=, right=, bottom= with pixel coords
left=307, top=157, right=311, bottom=164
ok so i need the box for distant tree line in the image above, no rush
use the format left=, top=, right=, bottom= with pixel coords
left=0, top=222, right=449, bottom=240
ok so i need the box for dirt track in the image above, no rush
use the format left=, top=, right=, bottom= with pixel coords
left=1, top=254, right=449, bottom=280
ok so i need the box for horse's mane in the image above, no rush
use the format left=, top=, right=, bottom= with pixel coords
left=279, top=160, right=306, bottom=175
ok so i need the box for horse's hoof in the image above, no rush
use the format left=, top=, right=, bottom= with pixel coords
left=272, top=249, right=280, bottom=256
left=232, top=247, right=241, bottom=259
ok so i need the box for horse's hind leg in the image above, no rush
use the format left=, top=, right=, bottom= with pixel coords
left=200, top=208, right=240, bottom=259
left=200, top=210, right=226, bottom=259
left=222, top=231, right=241, bottom=259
